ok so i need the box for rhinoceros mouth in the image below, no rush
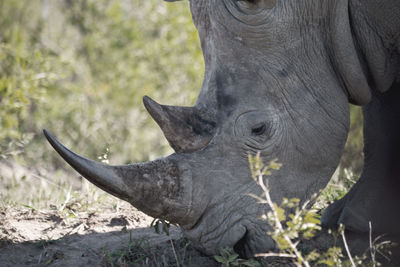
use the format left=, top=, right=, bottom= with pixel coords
left=181, top=182, right=275, bottom=257
left=233, top=223, right=276, bottom=259
left=233, top=228, right=250, bottom=257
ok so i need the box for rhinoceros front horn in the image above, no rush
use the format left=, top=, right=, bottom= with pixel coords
left=143, top=96, right=216, bottom=153
left=43, top=130, right=196, bottom=225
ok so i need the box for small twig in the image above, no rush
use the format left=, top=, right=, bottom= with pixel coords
left=38, top=250, right=43, bottom=265
left=374, top=237, right=393, bottom=262
left=369, top=221, right=376, bottom=267
left=31, top=174, right=66, bottom=190
left=170, top=239, right=180, bottom=267
left=258, top=169, right=310, bottom=267
left=59, top=189, right=72, bottom=212
left=255, top=252, right=297, bottom=258
left=66, top=222, right=86, bottom=236
left=38, top=244, right=47, bottom=264
left=340, top=225, right=356, bottom=267
left=377, top=250, right=391, bottom=262
left=291, top=199, right=311, bottom=226
left=181, top=240, right=189, bottom=266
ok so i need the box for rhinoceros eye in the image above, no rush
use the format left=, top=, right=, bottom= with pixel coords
left=234, top=110, right=277, bottom=150
left=251, top=123, right=266, bottom=136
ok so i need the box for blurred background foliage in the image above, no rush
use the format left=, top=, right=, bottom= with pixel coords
left=340, top=106, right=364, bottom=176
left=0, top=0, right=202, bottom=166
left=0, top=0, right=363, bottom=208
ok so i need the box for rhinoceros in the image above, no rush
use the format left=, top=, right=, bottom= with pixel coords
left=44, top=0, right=400, bottom=259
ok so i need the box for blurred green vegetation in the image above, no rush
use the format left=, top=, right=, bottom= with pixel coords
left=0, top=0, right=203, bottom=166
left=340, top=105, right=364, bottom=176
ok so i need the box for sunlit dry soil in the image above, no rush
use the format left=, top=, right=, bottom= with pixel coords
left=0, top=206, right=216, bottom=266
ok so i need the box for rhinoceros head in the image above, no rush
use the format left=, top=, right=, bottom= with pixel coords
left=45, top=0, right=371, bottom=258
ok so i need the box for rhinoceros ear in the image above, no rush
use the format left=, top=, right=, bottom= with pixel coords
left=143, top=96, right=216, bottom=153
left=329, top=0, right=371, bottom=105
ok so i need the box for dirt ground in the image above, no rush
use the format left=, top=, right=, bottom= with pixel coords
left=1, top=162, right=399, bottom=267
left=0, top=207, right=217, bottom=267
left=0, top=160, right=217, bottom=266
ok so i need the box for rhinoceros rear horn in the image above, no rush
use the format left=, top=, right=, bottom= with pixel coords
left=143, top=96, right=216, bottom=153
left=43, top=130, right=194, bottom=225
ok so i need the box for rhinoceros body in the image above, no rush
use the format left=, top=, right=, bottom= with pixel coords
left=45, top=0, right=400, bottom=259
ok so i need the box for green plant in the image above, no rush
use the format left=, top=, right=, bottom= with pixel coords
left=151, top=218, right=172, bottom=236
left=214, top=248, right=261, bottom=267
left=315, top=168, right=358, bottom=211
left=247, top=153, right=393, bottom=267
left=249, top=154, right=319, bottom=266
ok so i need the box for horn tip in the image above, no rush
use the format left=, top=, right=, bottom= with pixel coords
left=143, top=96, right=164, bottom=118
left=142, top=95, right=150, bottom=103
left=43, top=129, right=54, bottom=143
left=143, top=95, right=158, bottom=107
left=43, top=129, right=60, bottom=152
left=43, top=129, right=68, bottom=158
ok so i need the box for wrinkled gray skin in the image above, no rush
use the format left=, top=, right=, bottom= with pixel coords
left=44, top=0, right=400, bottom=259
